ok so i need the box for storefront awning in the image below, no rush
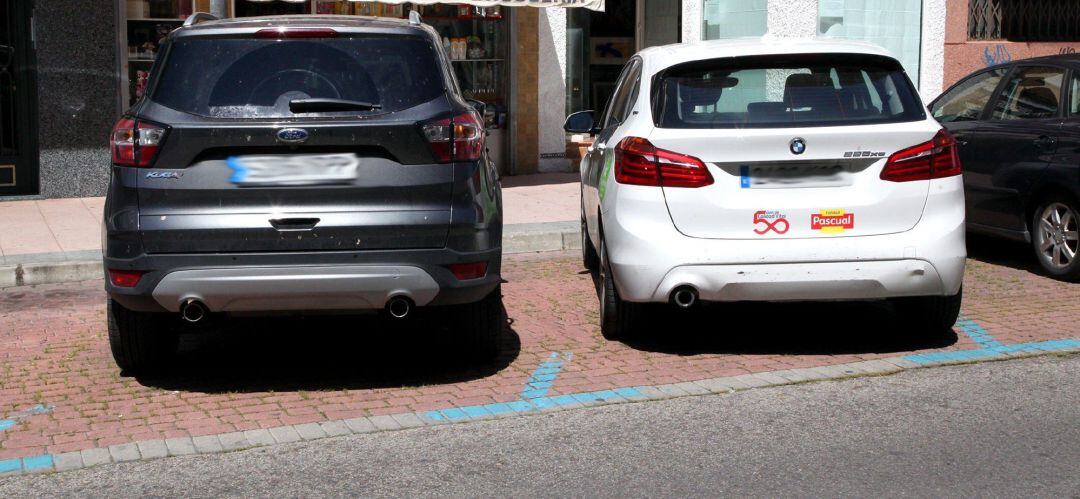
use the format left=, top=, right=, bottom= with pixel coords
left=377, top=0, right=605, bottom=12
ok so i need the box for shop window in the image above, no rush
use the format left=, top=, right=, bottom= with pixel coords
left=818, top=0, right=922, bottom=85
left=702, top=0, right=766, bottom=40
left=969, top=0, right=1080, bottom=42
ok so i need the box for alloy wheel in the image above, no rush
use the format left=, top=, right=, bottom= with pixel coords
left=1035, top=202, right=1079, bottom=269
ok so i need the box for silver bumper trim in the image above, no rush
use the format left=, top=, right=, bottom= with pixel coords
left=151, top=265, right=440, bottom=312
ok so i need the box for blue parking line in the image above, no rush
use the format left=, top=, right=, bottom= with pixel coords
left=954, top=317, right=1003, bottom=348
left=0, top=454, right=53, bottom=474
left=425, top=352, right=642, bottom=422
left=0, top=404, right=54, bottom=434
left=905, top=316, right=1079, bottom=364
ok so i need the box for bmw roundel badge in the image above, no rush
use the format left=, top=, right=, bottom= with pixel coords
left=276, top=128, right=309, bottom=144
left=790, top=137, right=806, bottom=155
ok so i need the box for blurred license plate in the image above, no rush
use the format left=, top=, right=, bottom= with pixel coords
left=227, top=153, right=359, bottom=187
left=740, top=164, right=852, bottom=189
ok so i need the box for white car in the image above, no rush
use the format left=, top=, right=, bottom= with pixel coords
left=565, top=38, right=967, bottom=340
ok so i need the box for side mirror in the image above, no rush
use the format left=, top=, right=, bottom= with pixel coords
left=564, top=110, right=597, bottom=134
left=466, top=99, right=487, bottom=116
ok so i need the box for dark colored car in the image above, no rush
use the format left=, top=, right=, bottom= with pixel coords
left=930, top=54, right=1080, bottom=280
left=103, top=14, right=503, bottom=373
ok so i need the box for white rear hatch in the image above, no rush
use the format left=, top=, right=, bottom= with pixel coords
left=644, top=52, right=946, bottom=240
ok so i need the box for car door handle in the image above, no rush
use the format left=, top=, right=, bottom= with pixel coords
left=1034, top=135, right=1057, bottom=149
left=270, top=218, right=320, bottom=231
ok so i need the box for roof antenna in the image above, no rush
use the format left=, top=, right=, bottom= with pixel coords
left=409, top=10, right=422, bottom=25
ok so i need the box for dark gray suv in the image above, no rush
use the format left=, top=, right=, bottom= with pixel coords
left=103, top=14, right=503, bottom=373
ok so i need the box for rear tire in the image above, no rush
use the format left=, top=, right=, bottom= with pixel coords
left=451, top=285, right=504, bottom=361
left=599, top=238, right=641, bottom=341
left=107, top=299, right=178, bottom=374
left=893, top=287, right=963, bottom=337
left=1031, top=197, right=1080, bottom=281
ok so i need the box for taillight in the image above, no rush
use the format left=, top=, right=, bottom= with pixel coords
left=255, top=28, right=338, bottom=38
left=108, top=269, right=146, bottom=288
left=880, top=130, right=962, bottom=182
left=110, top=118, right=166, bottom=167
left=613, top=137, right=713, bottom=188
left=422, top=112, right=485, bottom=163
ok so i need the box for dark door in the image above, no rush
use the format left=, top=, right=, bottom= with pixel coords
left=0, top=0, right=38, bottom=196
left=969, top=65, right=1066, bottom=233
left=930, top=66, right=1008, bottom=232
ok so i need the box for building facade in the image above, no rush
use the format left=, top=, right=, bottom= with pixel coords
left=2, top=0, right=1078, bottom=199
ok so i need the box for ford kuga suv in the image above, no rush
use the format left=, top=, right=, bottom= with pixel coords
left=103, top=14, right=503, bottom=373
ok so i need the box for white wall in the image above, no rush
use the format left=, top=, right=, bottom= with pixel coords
left=538, top=7, right=569, bottom=173
left=919, top=0, right=947, bottom=101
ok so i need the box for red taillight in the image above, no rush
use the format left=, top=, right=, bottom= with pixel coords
left=448, top=262, right=488, bottom=280
left=110, top=118, right=166, bottom=167
left=613, top=137, right=713, bottom=188
left=108, top=269, right=146, bottom=288
left=422, top=112, right=485, bottom=163
left=880, top=130, right=962, bottom=182
left=255, top=28, right=338, bottom=38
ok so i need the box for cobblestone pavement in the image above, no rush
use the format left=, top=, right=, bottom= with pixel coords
left=0, top=236, right=1077, bottom=465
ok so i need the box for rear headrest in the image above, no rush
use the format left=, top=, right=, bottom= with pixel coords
left=1016, top=87, right=1058, bottom=117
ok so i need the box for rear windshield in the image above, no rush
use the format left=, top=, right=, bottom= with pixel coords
left=151, top=35, right=445, bottom=118
left=652, top=53, right=925, bottom=129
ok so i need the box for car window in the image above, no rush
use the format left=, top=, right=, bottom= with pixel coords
left=152, top=35, right=445, bottom=118
left=931, top=69, right=1005, bottom=123
left=615, top=61, right=642, bottom=125
left=1071, top=72, right=1080, bottom=116
left=991, top=66, right=1065, bottom=121
left=651, top=53, right=925, bottom=129
left=601, top=60, right=640, bottom=129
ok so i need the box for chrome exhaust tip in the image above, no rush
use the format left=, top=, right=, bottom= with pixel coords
left=670, top=286, right=698, bottom=309
left=386, top=296, right=413, bottom=319
left=180, top=299, right=207, bottom=323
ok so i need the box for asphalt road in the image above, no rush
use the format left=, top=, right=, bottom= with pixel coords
left=2, top=355, right=1078, bottom=498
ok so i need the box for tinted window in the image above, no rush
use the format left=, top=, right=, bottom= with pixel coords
left=991, top=66, right=1064, bottom=120
left=931, top=69, right=1005, bottom=122
left=652, top=53, right=925, bottom=128
left=152, top=36, right=445, bottom=118
left=1072, top=72, right=1080, bottom=116
left=602, top=60, right=640, bottom=129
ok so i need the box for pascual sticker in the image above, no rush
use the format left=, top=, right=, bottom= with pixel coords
left=811, top=209, right=855, bottom=233
left=753, top=210, right=789, bottom=234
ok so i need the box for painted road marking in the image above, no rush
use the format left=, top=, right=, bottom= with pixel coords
left=0, top=404, right=54, bottom=433
left=0, top=405, right=57, bottom=474
left=905, top=316, right=1079, bottom=364
left=426, top=352, right=642, bottom=422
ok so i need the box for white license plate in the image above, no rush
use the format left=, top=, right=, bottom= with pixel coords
left=227, top=153, right=359, bottom=187
left=740, top=163, right=852, bottom=189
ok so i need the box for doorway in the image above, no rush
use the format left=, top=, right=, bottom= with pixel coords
left=0, top=0, right=39, bottom=196
left=565, top=0, right=680, bottom=115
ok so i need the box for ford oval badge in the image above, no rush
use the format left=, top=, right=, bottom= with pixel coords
left=277, top=128, right=309, bottom=144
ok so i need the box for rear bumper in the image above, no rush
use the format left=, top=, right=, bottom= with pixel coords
left=104, top=247, right=501, bottom=313
left=603, top=177, right=966, bottom=303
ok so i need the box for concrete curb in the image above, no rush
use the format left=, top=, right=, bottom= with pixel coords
left=3, top=347, right=1075, bottom=477
left=0, top=221, right=581, bottom=290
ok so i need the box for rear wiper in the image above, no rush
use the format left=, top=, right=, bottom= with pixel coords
left=289, top=98, right=382, bottom=113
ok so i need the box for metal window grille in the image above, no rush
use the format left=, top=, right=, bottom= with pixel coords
left=969, top=0, right=1080, bottom=42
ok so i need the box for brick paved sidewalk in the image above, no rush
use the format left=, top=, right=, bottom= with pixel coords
left=0, top=241, right=1077, bottom=472
left=0, top=173, right=579, bottom=266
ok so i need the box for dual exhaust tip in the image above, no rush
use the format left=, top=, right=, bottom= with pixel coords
left=178, top=296, right=416, bottom=322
